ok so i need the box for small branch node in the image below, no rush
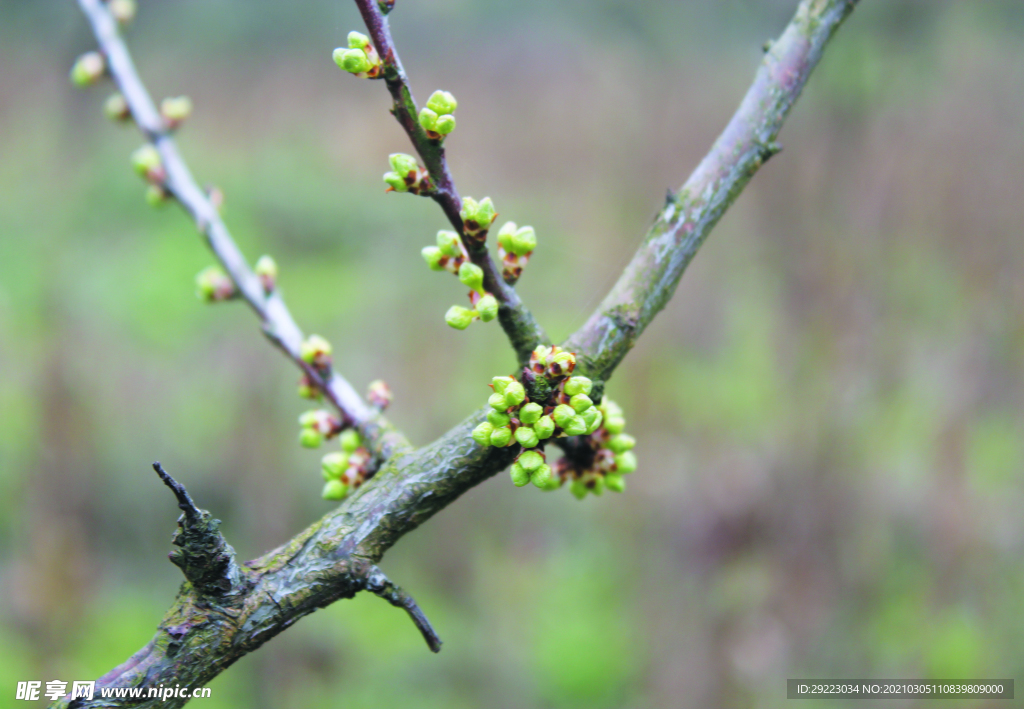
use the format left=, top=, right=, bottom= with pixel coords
left=152, top=461, right=200, bottom=524
left=364, top=565, right=443, bottom=653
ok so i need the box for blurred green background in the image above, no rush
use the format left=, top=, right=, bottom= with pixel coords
left=2, top=0, right=1024, bottom=707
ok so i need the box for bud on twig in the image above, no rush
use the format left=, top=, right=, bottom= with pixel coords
left=104, top=93, right=130, bottom=122
left=70, top=51, right=105, bottom=88
left=300, top=334, right=333, bottom=370
left=131, top=144, right=165, bottom=183
left=458, top=262, right=484, bottom=295
left=383, top=153, right=432, bottom=195
left=333, top=31, right=383, bottom=79
left=418, top=90, right=457, bottom=140
left=254, top=255, right=278, bottom=293
left=367, top=379, right=392, bottom=410
left=459, top=197, right=497, bottom=245
left=107, top=0, right=137, bottom=25
left=195, top=266, right=236, bottom=302
left=160, top=96, right=193, bottom=130
left=476, top=293, right=498, bottom=322
left=445, top=305, right=475, bottom=330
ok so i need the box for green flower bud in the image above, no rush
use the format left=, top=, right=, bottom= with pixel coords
left=335, top=47, right=371, bottom=74
left=145, top=184, right=168, bottom=207
left=614, top=451, right=637, bottom=474
left=509, top=226, right=536, bottom=256
left=533, top=415, right=555, bottom=440
left=487, top=410, right=510, bottom=427
left=570, top=479, right=588, bottom=500
left=503, top=381, right=526, bottom=408
left=339, top=428, right=362, bottom=453
left=418, top=107, right=438, bottom=132
left=195, top=265, right=233, bottom=302
left=519, top=402, right=543, bottom=425
left=300, top=334, right=333, bottom=366
left=510, top=461, right=531, bottom=487
left=518, top=450, right=544, bottom=472
left=564, top=376, right=593, bottom=397
left=321, top=451, right=349, bottom=479
left=298, top=409, right=321, bottom=428
left=531, top=463, right=554, bottom=489
left=492, top=376, right=513, bottom=395
left=570, top=393, right=593, bottom=414
left=604, top=416, right=626, bottom=435
left=585, top=409, right=604, bottom=435
left=367, top=379, right=392, bottom=411
left=435, top=114, right=456, bottom=135
left=548, top=351, right=576, bottom=377
left=590, top=475, right=606, bottom=496
left=389, top=152, right=418, bottom=175
left=297, top=376, right=320, bottom=400
left=160, top=96, right=193, bottom=126
left=488, top=392, right=508, bottom=411
left=322, top=479, right=349, bottom=501
left=608, top=433, right=636, bottom=454
left=426, top=90, right=458, bottom=115
left=472, top=421, right=494, bottom=446
left=490, top=425, right=512, bottom=447
left=459, top=262, right=485, bottom=294
left=563, top=415, right=588, bottom=437
left=383, top=171, right=408, bottom=192
left=514, top=426, right=539, bottom=448
left=347, top=31, right=370, bottom=49
left=254, top=254, right=278, bottom=292
left=460, top=196, right=480, bottom=225
left=476, top=294, right=498, bottom=322
left=445, top=305, right=475, bottom=330
left=496, top=222, right=517, bottom=252
left=475, top=197, right=496, bottom=227
left=552, top=404, right=576, bottom=429
left=580, top=406, right=600, bottom=428
left=70, top=51, right=105, bottom=88
left=437, top=230, right=462, bottom=257
left=131, top=144, right=161, bottom=177
left=300, top=427, right=324, bottom=448
left=421, top=245, right=445, bottom=271
left=605, top=474, right=626, bottom=493
left=104, top=93, right=130, bottom=122
left=108, top=0, right=137, bottom=24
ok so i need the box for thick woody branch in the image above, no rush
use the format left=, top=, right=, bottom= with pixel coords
left=565, top=0, right=859, bottom=381
left=352, top=0, right=549, bottom=363
left=77, top=0, right=408, bottom=458
left=59, top=0, right=856, bottom=705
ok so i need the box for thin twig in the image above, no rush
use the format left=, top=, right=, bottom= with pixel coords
left=364, top=565, right=443, bottom=653
left=152, top=461, right=200, bottom=525
left=352, top=0, right=548, bottom=364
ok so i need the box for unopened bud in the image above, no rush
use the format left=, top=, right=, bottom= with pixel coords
left=383, top=172, right=407, bottom=192
left=389, top=152, right=418, bottom=176
left=503, top=380, right=526, bottom=408
left=367, top=379, right=392, bottom=410
left=418, top=107, right=438, bottom=132
left=614, top=451, right=637, bottom=474
left=488, top=392, right=508, bottom=411
left=195, top=265, right=235, bottom=302
left=476, top=294, right=498, bottom=322
left=487, top=410, right=510, bottom=427
left=496, top=222, right=517, bottom=252
left=335, top=47, right=371, bottom=74
left=70, top=51, right=105, bottom=88
left=534, top=415, right=555, bottom=440
left=608, top=433, right=635, bottom=454
left=570, top=479, right=588, bottom=500
left=584, top=408, right=603, bottom=435
left=254, top=255, right=278, bottom=293
left=421, top=245, right=445, bottom=271
left=322, top=452, right=349, bottom=479
left=604, top=416, right=626, bottom=435
left=426, top=90, right=457, bottom=115
left=510, top=461, right=531, bottom=487
left=552, top=404, right=575, bottom=429
left=322, top=479, right=349, bottom=501
left=458, top=262, right=484, bottom=294
left=300, top=427, right=324, bottom=448
left=518, top=450, right=544, bottom=472
left=437, top=230, right=462, bottom=258
left=339, top=428, right=362, bottom=453
left=445, top=305, right=475, bottom=330
left=460, top=196, right=497, bottom=242
left=519, top=402, right=543, bottom=425
left=300, top=334, right=333, bottom=369
left=104, top=93, right=130, bottom=122
left=514, top=426, right=539, bottom=448
left=348, top=31, right=370, bottom=49
left=490, top=425, right=512, bottom=447
left=563, top=376, right=592, bottom=397
left=145, top=184, right=169, bottom=207
left=570, top=393, right=593, bottom=414
left=472, top=421, right=495, bottom=446
left=531, top=463, right=555, bottom=490
left=605, top=474, right=626, bottom=493
left=131, top=144, right=162, bottom=180
left=108, top=0, right=137, bottom=24
left=548, top=351, right=576, bottom=378
left=298, top=375, right=320, bottom=400
left=509, top=226, right=536, bottom=256
left=434, top=114, right=456, bottom=135
left=491, top=376, right=513, bottom=395
left=563, top=416, right=588, bottom=437
left=160, top=96, right=192, bottom=128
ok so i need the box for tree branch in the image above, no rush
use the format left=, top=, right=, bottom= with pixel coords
left=352, top=0, right=549, bottom=363
left=76, top=0, right=409, bottom=458
left=57, top=0, right=856, bottom=705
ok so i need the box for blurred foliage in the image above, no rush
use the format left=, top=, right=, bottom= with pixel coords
left=2, top=0, right=1024, bottom=707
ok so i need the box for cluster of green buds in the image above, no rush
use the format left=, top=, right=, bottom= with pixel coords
left=383, top=153, right=432, bottom=195
left=418, top=90, right=457, bottom=141
left=333, top=31, right=382, bottom=79
left=160, top=95, right=193, bottom=130
left=130, top=144, right=169, bottom=206
left=495, top=221, right=536, bottom=284
left=254, top=254, right=278, bottom=293
left=298, top=408, right=343, bottom=448
left=195, top=265, right=236, bottom=302
left=553, top=398, right=636, bottom=498
left=459, top=197, right=497, bottom=245
left=107, top=0, right=137, bottom=24
left=320, top=429, right=372, bottom=500
left=70, top=51, right=106, bottom=88
left=422, top=230, right=498, bottom=330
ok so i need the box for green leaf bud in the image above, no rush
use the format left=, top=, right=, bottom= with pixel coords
left=518, top=450, right=544, bottom=472
left=514, top=426, right=539, bottom=449
left=570, top=393, right=593, bottom=414
left=445, top=305, right=475, bottom=330
left=570, top=479, right=588, bottom=500
left=322, top=479, right=349, bottom=501
left=383, top=171, right=407, bottom=192
left=300, top=427, right=324, bottom=448
left=339, top=429, right=362, bottom=453
left=145, top=184, right=168, bottom=207
left=458, top=262, right=485, bottom=294
left=472, top=421, right=494, bottom=446
left=487, top=410, right=511, bottom=427
left=552, top=404, right=576, bottom=429
left=533, top=415, right=555, bottom=440
left=614, top=451, right=638, bottom=474
left=131, top=144, right=161, bottom=177
left=109, top=0, right=137, bottom=24
left=510, top=461, right=531, bottom=487
left=321, top=452, right=349, bottom=479
left=604, top=416, right=626, bottom=435
left=437, top=230, right=462, bottom=257
left=70, top=51, right=105, bottom=88
left=503, top=380, right=526, bottom=407
left=426, top=90, right=458, bottom=115
left=490, top=425, right=512, bottom=447
left=608, top=433, right=636, bottom=454
left=530, top=463, right=554, bottom=489
left=476, top=294, right=498, bottom=322
left=418, top=107, right=438, bottom=132
left=389, top=152, right=418, bottom=176
left=496, top=221, right=517, bottom=252
left=509, top=226, right=536, bottom=256
left=563, top=415, right=588, bottom=437
left=519, top=402, right=543, bottom=425
left=421, top=245, right=445, bottom=271
left=335, top=48, right=371, bottom=74
left=300, top=334, right=333, bottom=366
left=491, top=376, right=513, bottom=395
left=347, top=31, right=370, bottom=49
left=605, top=474, right=626, bottom=493
left=488, top=392, right=508, bottom=411
left=254, top=254, right=278, bottom=292
left=104, top=93, right=130, bottom=122
left=434, top=114, right=456, bottom=135
left=563, top=376, right=593, bottom=397
left=585, top=409, right=604, bottom=435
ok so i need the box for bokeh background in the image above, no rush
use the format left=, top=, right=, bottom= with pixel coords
left=2, top=0, right=1024, bottom=707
